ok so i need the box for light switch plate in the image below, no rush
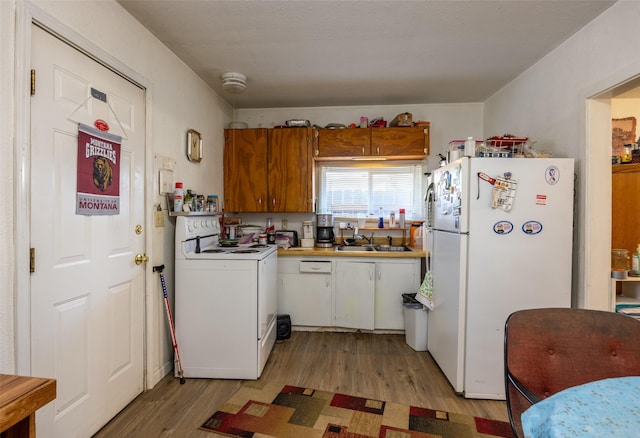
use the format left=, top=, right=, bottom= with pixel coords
left=154, top=210, right=165, bottom=227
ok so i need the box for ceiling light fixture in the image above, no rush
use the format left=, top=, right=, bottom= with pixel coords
left=220, top=72, right=247, bottom=94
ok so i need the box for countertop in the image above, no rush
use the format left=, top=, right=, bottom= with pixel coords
left=277, top=246, right=425, bottom=258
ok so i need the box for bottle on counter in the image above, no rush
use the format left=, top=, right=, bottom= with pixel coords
left=196, top=194, right=205, bottom=212
left=173, top=182, right=184, bottom=212
left=184, top=189, right=193, bottom=210
left=378, top=207, right=384, bottom=228
left=632, top=245, right=640, bottom=275
left=389, top=211, right=396, bottom=228
left=265, top=217, right=275, bottom=235
left=399, top=209, right=406, bottom=228
left=410, top=221, right=424, bottom=249
left=206, top=195, right=218, bottom=212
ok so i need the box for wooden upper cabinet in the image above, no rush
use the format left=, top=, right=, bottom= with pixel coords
left=268, top=127, right=313, bottom=212
left=315, top=128, right=371, bottom=158
left=314, top=125, right=429, bottom=160
left=224, top=127, right=313, bottom=213
left=371, top=126, right=429, bottom=158
left=224, top=128, right=268, bottom=212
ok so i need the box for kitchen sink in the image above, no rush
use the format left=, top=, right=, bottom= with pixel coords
left=334, top=245, right=376, bottom=252
left=334, top=244, right=416, bottom=252
left=376, top=245, right=415, bottom=252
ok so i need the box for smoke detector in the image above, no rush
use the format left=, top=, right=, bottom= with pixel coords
left=220, top=72, right=247, bottom=94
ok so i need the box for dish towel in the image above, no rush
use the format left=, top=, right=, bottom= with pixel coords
left=416, top=254, right=434, bottom=310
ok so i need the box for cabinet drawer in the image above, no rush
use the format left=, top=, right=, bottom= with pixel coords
left=299, top=261, right=332, bottom=273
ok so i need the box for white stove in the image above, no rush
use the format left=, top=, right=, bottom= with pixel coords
left=174, top=215, right=278, bottom=379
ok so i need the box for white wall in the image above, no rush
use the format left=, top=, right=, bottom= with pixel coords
left=484, top=0, right=640, bottom=309
left=0, top=0, right=231, bottom=385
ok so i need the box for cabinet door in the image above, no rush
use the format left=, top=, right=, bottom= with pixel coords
left=224, top=129, right=268, bottom=212
left=268, top=127, right=313, bottom=212
left=375, top=260, right=420, bottom=330
left=278, top=272, right=332, bottom=326
left=335, top=261, right=375, bottom=330
left=371, top=126, right=429, bottom=158
left=315, top=128, right=371, bottom=158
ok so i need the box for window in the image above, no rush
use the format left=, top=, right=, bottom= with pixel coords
left=317, top=162, right=424, bottom=220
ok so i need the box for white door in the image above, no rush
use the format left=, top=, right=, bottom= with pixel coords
left=30, top=25, right=146, bottom=437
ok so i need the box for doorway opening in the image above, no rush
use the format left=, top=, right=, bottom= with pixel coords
left=587, top=75, right=640, bottom=310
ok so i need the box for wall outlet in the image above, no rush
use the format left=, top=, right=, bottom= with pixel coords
left=154, top=210, right=165, bottom=227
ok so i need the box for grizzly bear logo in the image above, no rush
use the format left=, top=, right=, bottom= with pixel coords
left=93, top=156, right=113, bottom=192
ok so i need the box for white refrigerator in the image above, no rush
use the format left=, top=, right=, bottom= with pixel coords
left=427, top=157, right=574, bottom=399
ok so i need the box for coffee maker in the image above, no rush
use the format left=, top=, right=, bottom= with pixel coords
left=315, top=214, right=335, bottom=248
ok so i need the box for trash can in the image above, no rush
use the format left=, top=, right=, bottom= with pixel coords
left=402, top=293, right=428, bottom=351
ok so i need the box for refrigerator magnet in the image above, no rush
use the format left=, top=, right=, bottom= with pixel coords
left=522, top=220, right=543, bottom=235
left=545, top=166, right=560, bottom=185
left=493, top=221, right=514, bottom=235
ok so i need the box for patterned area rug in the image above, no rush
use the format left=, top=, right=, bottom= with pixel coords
left=201, top=381, right=514, bottom=437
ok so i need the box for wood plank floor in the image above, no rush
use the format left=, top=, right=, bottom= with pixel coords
left=93, top=331, right=509, bottom=437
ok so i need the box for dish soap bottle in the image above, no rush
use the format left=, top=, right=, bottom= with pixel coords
left=633, top=245, right=640, bottom=275
left=378, top=207, right=384, bottom=228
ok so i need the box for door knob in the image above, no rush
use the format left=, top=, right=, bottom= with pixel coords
left=135, top=254, right=149, bottom=265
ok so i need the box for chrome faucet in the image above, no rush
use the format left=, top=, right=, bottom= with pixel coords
left=353, top=231, right=374, bottom=244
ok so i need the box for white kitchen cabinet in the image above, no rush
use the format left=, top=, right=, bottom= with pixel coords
left=277, top=255, right=422, bottom=331
left=277, top=258, right=333, bottom=326
left=374, top=259, right=421, bottom=330
left=335, top=261, right=375, bottom=330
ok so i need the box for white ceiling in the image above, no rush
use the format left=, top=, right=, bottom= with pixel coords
left=117, top=0, right=616, bottom=109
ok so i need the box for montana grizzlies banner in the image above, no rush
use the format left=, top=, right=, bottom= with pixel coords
left=76, top=123, right=121, bottom=215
